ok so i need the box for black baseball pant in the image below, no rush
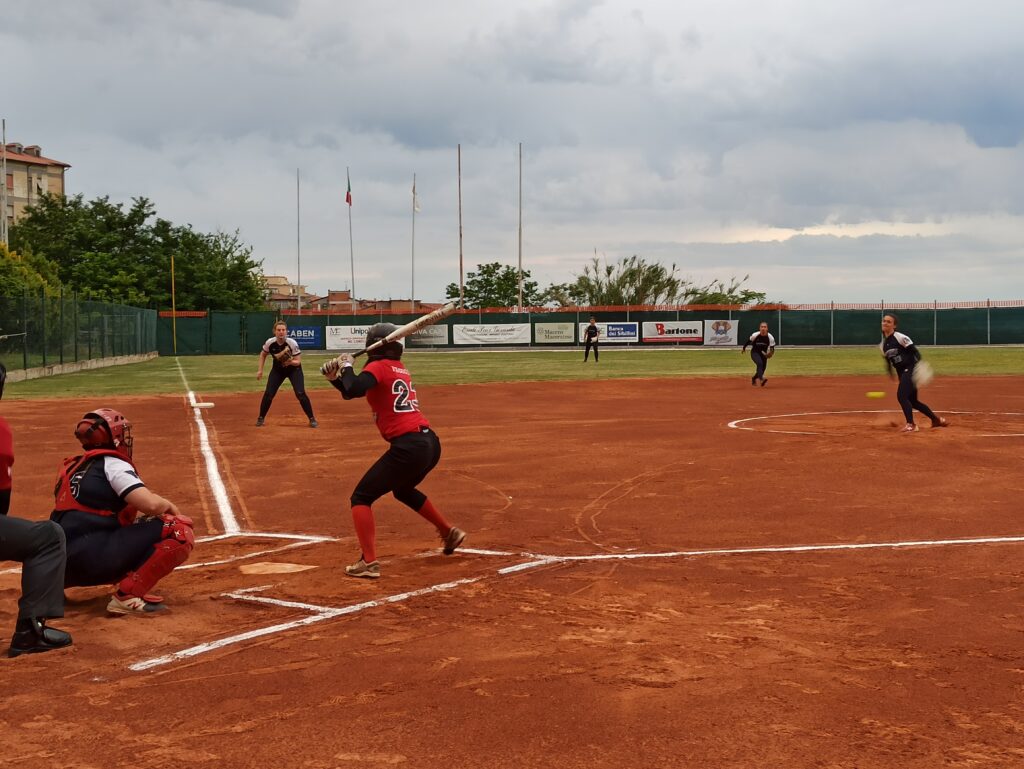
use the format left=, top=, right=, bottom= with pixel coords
left=751, top=350, right=768, bottom=382
left=896, top=369, right=938, bottom=425
left=351, top=428, right=441, bottom=511
left=51, top=510, right=164, bottom=587
left=260, top=365, right=315, bottom=419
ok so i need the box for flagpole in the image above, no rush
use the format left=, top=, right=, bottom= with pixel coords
left=296, top=167, right=301, bottom=314
left=346, top=167, right=355, bottom=314
left=171, top=253, right=177, bottom=355
left=411, top=172, right=416, bottom=308
left=457, top=144, right=464, bottom=309
left=517, top=142, right=523, bottom=311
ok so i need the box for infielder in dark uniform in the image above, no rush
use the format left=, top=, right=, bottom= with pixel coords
left=880, top=313, right=948, bottom=433
left=50, top=408, right=195, bottom=614
left=256, top=320, right=318, bottom=428
left=582, top=316, right=600, bottom=362
left=0, top=363, right=73, bottom=657
left=321, top=323, right=465, bottom=579
left=742, top=322, right=776, bottom=386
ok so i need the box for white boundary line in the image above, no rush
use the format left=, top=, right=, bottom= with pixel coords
left=129, top=531, right=1024, bottom=672
left=728, top=409, right=1024, bottom=437
left=176, top=359, right=241, bottom=534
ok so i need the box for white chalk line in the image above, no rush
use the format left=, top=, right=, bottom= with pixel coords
left=728, top=409, right=1024, bottom=437
left=176, top=359, right=241, bottom=534
left=128, top=531, right=1024, bottom=672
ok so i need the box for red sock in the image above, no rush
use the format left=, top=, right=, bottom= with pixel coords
left=415, top=499, right=452, bottom=534
left=351, top=505, right=377, bottom=563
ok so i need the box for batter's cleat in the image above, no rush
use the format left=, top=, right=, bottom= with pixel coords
left=441, top=527, right=466, bottom=555
left=931, top=417, right=949, bottom=428
left=345, top=558, right=380, bottom=579
left=899, top=423, right=919, bottom=433
left=7, top=618, right=73, bottom=658
left=107, top=592, right=167, bottom=615
left=309, top=419, right=319, bottom=428
left=255, top=417, right=265, bottom=427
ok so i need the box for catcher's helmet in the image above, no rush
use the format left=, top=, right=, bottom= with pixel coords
left=75, top=408, right=133, bottom=460
left=365, top=323, right=403, bottom=360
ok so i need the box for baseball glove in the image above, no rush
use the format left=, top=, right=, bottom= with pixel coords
left=273, top=347, right=294, bottom=365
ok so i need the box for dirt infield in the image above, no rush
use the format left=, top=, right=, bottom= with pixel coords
left=2, top=374, right=1024, bottom=768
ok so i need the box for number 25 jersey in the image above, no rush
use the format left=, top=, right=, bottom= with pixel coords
left=363, top=359, right=430, bottom=441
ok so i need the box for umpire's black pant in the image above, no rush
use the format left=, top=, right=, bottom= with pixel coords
left=260, top=365, right=315, bottom=419
left=0, top=515, right=67, bottom=620
left=351, top=427, right=441, bottom=511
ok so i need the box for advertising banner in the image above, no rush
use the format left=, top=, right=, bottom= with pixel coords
left=407, top=324, right=449, bottom=347
left=453, top=324, right=531, bottom=345
left=641, top=321, right=704, bottom=343
left=703, top=319, right=740, bottom=346
left=578, top=322, right=639, bottom=343
left=534, top=322, right=575, bottom=344
left=288, top=326, right=322, bottom=350
left=326, top=324, right=402, bottom=351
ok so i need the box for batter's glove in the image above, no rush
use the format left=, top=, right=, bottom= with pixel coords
left=320, top=358, right=340, bottom=377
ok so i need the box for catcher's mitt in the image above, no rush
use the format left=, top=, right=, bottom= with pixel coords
left=273, top=347, right=294, bottom=365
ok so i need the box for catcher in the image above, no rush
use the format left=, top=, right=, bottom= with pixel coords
left=256, top=320, right=318, bottom=427
left=741, top=321, right=776, bottom=386
left=49, top=408, right=195, bottom=614
left=321, top=323, right=465, bottom=579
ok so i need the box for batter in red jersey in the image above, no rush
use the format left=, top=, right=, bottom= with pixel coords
left=322, top=323, right=465, bottom=579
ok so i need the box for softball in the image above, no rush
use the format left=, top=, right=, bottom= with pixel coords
left=866, top=391, right=886, bottom=399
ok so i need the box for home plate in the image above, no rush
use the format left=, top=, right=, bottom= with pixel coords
left=239, top=562, right=318, bottom=574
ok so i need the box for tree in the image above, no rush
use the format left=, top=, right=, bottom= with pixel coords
left=445, top=262, right=542, bottom=309
left=542, top=256, right=769, bottom=307
left=0, top=243, right=60, bottom=297
left=9, top=193, right=266, bottom=310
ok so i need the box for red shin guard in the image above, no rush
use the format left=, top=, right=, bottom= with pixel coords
left=117, top=515, right=195, bottom=598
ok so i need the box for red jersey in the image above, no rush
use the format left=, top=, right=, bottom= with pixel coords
left=0, top=417, right=12, bottom=492
left=363, top=359, right=429, bottom=441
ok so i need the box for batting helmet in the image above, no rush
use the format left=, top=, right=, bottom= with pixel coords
left=75, top=408, right=133, bottom=460
left=365, top=323, right=403, bottom=360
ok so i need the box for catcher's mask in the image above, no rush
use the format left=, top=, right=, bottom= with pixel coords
left=365, top=323, right=403, bottom=361
left=75, top=408, right=133, bottom=460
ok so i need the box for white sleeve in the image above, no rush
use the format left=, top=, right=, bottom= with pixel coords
left=749, top=332, right=758, bottom=341
left=768, top=334, right=776, bottom=347
left=103, top=457, right=146, bottom=499
left=894, top=331, right=914, bottom=347
left=262, top=337, right=275, bottom=353
left=288, top=338, right=302, bottom=355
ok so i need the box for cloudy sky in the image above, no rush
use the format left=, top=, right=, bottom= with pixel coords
left=5, top=0, right=1024, bottom=303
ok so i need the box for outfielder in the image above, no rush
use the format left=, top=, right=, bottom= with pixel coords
left=742, top=322, right=776, bottom=386
left=880, top=313, right=948, bottom=433
left=50, top=408, right=195, bottom=614
left=321, top=323, right=465, bottom=579
left=256, top=320, right=318, bottom=428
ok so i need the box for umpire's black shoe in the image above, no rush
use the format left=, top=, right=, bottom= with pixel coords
left=8, top=617, right=73, bottom=658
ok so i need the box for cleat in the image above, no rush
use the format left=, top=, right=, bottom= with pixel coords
left=255, top=417, right=265, bottom=427
left=932, top=417, right=948, bottom=428
left=309, top=419, right=319, bottom=428
left=344, top=558, right=380, bottom=579
left=7, top=618, right=73, bottom=658
left=899, top=423, right=919, bottom=433
left=107, top=592, right=166, bottom=615
left=751, top=377, right=758, bottom=386
left=441, top=527, right=466, bottom=555
left=760, top=378, right=767, bottom=387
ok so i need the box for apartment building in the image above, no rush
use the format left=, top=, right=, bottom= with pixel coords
left=2, top=143, right=71, bottom=231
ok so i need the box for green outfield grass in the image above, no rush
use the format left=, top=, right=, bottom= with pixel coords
left=4, top=346, right=1022, bottom=400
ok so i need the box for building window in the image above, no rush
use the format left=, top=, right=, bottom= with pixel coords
left=4, top=174, right=11, bottom=191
